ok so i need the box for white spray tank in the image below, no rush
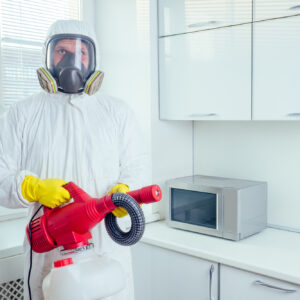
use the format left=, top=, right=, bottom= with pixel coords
left=42, top=244, right=125, bottom=300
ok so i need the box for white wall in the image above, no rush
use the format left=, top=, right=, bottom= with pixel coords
left=94, top=0, right=151, bottom=144
left=194, top=121, right=300, bottom=230
left=93, top=0, right=193, bottom=217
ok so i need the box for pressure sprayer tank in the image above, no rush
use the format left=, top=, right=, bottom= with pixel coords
left=27, top=183, right=162, bottom=300
left=42, top=245, right=125, bottom=300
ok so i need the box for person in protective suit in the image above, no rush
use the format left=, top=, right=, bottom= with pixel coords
left=0, top=20, right=149, bottom=300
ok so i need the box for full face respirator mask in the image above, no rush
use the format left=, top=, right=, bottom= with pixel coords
left=37, top=34, right=104, bottom=95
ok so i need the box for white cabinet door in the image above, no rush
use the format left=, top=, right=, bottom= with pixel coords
left=253, top=16, right=300, bottom=120
left=132, top=243, right=218, bottom=300
left=159, top=24, right=251, bottom=120
left=220, top=265, right=300, bottom=300
left=158, top=0, right=252, bottom=37
left=254, top=0, right=300, bottom=21
left=132, top=243, right=152, bottom=300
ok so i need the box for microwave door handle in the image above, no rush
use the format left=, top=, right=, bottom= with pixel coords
left=209, top=264, right=215, bottom=300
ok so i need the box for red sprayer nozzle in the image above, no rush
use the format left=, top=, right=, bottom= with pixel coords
left=127, top=185, right=162, bottom=204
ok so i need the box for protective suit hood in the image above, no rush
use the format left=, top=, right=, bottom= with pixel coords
left=42, top=20, right=100, bottom=69
left=38, top=20, right=103, bottom=95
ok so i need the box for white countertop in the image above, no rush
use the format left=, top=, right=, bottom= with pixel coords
left=141, top=220, right=300, bottom=285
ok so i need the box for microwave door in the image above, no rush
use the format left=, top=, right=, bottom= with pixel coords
left=169, top=188, right=223, bottom=237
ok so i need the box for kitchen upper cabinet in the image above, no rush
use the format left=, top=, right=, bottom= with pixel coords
left=253, top=16, right=300, bottom=120
left=254, top=0, right=300, bottom=22
left=220, top=265, right=300, bottom=300
left=158, top=0, right=252, bottom=37
left=159, top=24, right=251, bottom=120
left=132, top=243, right=218, bottom=300
left=158, top=2, right=300, bottom=121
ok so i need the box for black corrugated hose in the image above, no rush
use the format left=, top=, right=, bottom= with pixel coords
left=105, top=193, right=145, bottom=246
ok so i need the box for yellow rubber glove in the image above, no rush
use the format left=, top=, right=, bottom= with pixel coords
left=109, top=183, right=130, bottom=218
left=21, top=176, right=71, bottom=208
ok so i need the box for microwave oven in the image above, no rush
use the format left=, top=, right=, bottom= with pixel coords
left=166, top=175, right=267, bottom=241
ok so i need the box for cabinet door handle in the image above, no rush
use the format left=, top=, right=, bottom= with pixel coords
left=188, top=21, right=221, bottom=28
left=289, top=5, right=300, bottom=10
left=188, top=113, right=218, bottom=118
left=209, top=264, right=215, bottom=300
left=254, top=280, right=297, bottom=293
left=287, top=113, right=300, bottom=117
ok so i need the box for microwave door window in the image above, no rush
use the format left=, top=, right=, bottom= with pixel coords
left=171, top=188, right=217, bottom=229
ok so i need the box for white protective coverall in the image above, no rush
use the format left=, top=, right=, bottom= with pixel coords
left=0, top=20, right=149, bottom=300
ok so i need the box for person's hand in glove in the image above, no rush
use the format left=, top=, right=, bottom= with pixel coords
left=21, top=176, right=71, bottom=208
left=108, top=183, right=130, bottom=218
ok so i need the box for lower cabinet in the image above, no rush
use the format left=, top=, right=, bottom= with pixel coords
left=220, top=265, right=300, bottom=300
left=132, top=242, right=218, bottom=300
left=0, top=254, right=24, bottom=299
left=132, top=243, right=300, bottom=300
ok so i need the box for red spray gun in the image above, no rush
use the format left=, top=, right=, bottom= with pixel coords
left=27, top=182, right=162, bottom=253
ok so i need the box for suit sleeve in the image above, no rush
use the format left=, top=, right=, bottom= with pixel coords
left=118, top=106, right=151, bottom=190
left=0, top=107, right=31, bottom=208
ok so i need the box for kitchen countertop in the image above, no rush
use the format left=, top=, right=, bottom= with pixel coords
left=141, top=220, right=300, bottom=285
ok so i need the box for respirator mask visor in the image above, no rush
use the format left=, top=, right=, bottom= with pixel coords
left=46, top=34, right=96, bottom=94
